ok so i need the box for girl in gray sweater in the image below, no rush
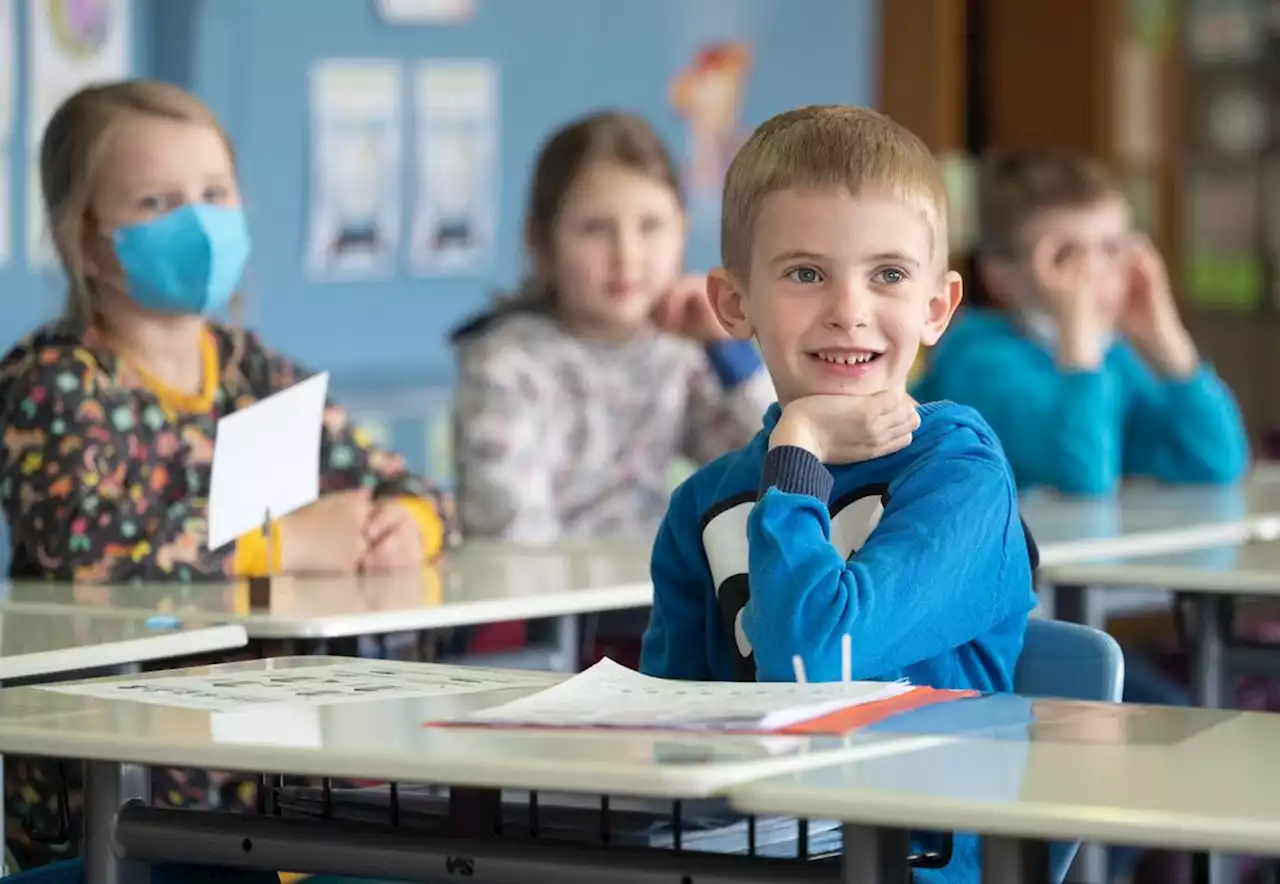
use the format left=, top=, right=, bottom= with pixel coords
left=452, top=111, right=773, bottom=543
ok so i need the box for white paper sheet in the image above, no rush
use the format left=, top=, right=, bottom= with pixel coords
left=305, top=59, right=403, bottom=280
left=207, top=372, right=330, bottom=551
left=408, top=59, right=497, bottom=276
left=40, top=659, right=554, bottom=712
left=461, top=658, right=913, bottom=731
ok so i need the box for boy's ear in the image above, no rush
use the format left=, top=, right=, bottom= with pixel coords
left=920, top=270, right=963, bottom=347
left=706, top=268, right=755, bottom=341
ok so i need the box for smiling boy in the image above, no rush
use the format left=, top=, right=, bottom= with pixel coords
left=638, top=102, right=1035, bottom=883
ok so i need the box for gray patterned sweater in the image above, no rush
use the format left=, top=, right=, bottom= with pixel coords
left=452, top=311, right=775, bottom=543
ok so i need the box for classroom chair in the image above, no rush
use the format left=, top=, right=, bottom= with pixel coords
left=1014, top=618, right=1125, bottom=884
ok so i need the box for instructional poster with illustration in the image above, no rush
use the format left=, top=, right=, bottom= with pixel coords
left=26, top=0, right=130, bottom=268
left=0, top=0, right=14, bottom=267
left=305, top=59, right=403, bottom=280
left=409, top=59, right=498, bottom=276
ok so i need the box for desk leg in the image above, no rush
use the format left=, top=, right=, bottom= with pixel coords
left=840, top=824, right=910, bottom=883
left=554, top=615, right=581, bottom=673
left=1190, top=594, right=1228, bottom=709
left=981, top=836, right=1049, bottom=884
left=1052, top=584, right=1104, bottom=630
left=1051, top=583, right=1108, bottom=884
left=1188, top=592, right=1236, bottom=884
left=84, top=761, right=149, bottom=884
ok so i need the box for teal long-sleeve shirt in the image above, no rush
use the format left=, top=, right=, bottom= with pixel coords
left=912, top=309, right=1249, bottom=495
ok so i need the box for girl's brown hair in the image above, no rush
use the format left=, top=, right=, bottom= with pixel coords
left=452, top=110, right=682, bottom=341
left=40, top=79, right=235, bottom=326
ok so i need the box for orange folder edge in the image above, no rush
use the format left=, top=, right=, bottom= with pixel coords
left=775, top=686, right=978, bottom=735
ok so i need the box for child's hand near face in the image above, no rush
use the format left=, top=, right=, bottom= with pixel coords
left=279, top=488, right=373, bottom=575
left=360, top=500, right=426, bottom=572
left=1119, top=235, right=1198, bottom=378
left=769, top=391, right=921, bottom=465
left=1030, top=233, right=1111, bottom=369
left=651, top=274, right=730, bottom=343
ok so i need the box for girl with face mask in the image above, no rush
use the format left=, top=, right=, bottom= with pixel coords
left=0, top=81, right=455, bottom=867
left=0, top=80, right=455, bottom=586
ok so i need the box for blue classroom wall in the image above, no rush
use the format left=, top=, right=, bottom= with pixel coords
left=1, top=0, right=877, bottom=384
left=0, top=0, right=875, bottom=500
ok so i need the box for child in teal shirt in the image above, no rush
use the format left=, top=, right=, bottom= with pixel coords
left=916, top=150, right=1247, bottom=494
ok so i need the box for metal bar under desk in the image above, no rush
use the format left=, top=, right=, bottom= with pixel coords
left=114, top=804, right=841, bottom=884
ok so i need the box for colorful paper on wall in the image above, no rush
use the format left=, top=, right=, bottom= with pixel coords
left=670, top=42, right=752, bottom=220
left=1184, top=170, right=1263, bottom=311
left=26, top=0, right=130, bottom=269
left=0, top=0, right=14, bottom=268
left=409, top=59, right=498, bottom=277
left=305, top=59, right=403, bottom=280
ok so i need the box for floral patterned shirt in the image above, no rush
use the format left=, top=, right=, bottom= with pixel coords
left=0, top=319, right=454, bottom=582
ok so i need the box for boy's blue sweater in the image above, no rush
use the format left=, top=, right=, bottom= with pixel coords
left=911, top=308, right=1248, bottom=495
left=641, top=399, right=1037, bottom=884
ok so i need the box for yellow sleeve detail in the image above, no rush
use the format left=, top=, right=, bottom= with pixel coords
left=232, top=520, right=283, bottom=577
left=399, top=497, right=445, bottom=561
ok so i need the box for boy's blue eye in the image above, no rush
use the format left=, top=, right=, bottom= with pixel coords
left=138, top=194, right=168, bottom=212
left=787, top=267, right=822, bottom=284
left=874, top=267, right=907, bottom=285
left=203, top=185, right=229, bottom=204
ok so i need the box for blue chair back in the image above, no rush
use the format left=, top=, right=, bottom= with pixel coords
left=1015, top=618, right=1124, bottom=702
left=1014, top=618, right=1125, bottom=883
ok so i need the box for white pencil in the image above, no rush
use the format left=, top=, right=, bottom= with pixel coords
left=841, top=636, right=854, bottom=746
left=792, top=655, right=808, bottom=684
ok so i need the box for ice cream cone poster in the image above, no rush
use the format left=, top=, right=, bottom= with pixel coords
left=670, top=42, right=752, bottom=207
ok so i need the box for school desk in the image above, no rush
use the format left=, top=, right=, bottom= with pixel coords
left=0, top=609, right=248, bottom=683
left=0, top=655, right=949, bottom=884
left=0, top=541, right=653, bottom=668
left=1022, top=481, right=1280, bottom=570
left=730, top=693, right=1271, bottom=884
left=1040, top=538, right=1280, bottom=705
left=0, top=611, right=248, bottom=877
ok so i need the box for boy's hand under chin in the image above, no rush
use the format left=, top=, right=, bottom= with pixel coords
left=769, top=391, right=920, bottom=465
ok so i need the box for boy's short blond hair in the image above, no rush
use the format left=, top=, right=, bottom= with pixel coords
left=977, top=149, right=1120, bottom=259
left=721, top=105, right=948, bottom=277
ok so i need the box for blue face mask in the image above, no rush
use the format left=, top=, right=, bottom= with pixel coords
left=112, top=204, right=251, bottom=316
